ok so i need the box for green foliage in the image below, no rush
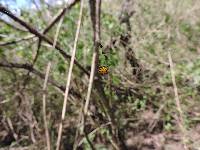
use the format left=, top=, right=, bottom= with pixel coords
left=180, top=22, right=193, bottom=40
left=82, top=134, right=95, bottom=150
left=1, top=0, right=200, bottom=149
left=112, top=75, right=121, bottom=85
left=163, top=109, right=175, bottom=132
left=107, top=52, right=119, bottom=67
left=164, top=12, right=172, bottom=24
left=164, top=122, right=174, bottom=131
left=57, top=59, right=66, bottom=74
left=99, top=50, right=119, bottom=70
left=133, top=96, right=147, bottom=111
left=101, top=13, right=124, bottom=36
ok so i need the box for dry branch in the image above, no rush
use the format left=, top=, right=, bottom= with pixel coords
left=0, top=17, right=28, bottom=32
left=88, top=0, right=128, bottom=149
left=43, top=0, right=80, bottom=34
left=34, top=0, right=80, bottom=65
left=0, top=61, right=81, bottom=98
left=0, top=5, right=89, bottom=76
left=0, top=35, right=35, bottom=46
left=41, top=8, right=66, bottom=150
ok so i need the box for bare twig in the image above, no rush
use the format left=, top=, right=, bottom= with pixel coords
left=82, top=38, right=97, bottom=150
left=148, top=102, right=166, bottom=132
left=72, top=106, right=84, bottom=150
left=23, top=3, right=74, bottom=90
left=43, top=0, right=79, bottom=34
left=33, top=0, right=79, bottom=66
left=78, top=122, right=111, bottom=146
left=83, top=126, right=96, bottom=150
left=89, top=1, right=128, bottom=149
left=56, top=1, right=84, bottom=149
left=0, top=61, right=82, bottom=97
left=0, top=35, right=35, bottom=46
left=0, top=17, right=28, bottom=32
left=0, top=5, right=89, bottom=76
left=168, top=51, right=184, bottom=125
left=32, top=0, right=50, bottom=24
left=6, top=117, right=18, bottom=140
left=41, top=9, right=65, bottom=150
left=42, top=62, right=51, bottom=150
left=78, top=1, right=104, bottom=149
left=168, top=50, right=188, bottom=150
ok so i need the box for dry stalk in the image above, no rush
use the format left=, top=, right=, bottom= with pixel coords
left=72, top=105, right=84, bottom=150
left=6, top=117, right=18, bottom=140
left=42, top=62, right=51, bottom=150
left=81, top=51, right=97, bottom=150
left=0, top=5, right=89, bottom=75
left=84, top=52, right=97, bottom=115
left=56, top=0, right=84, bottom=149
left=42, top=10, right=65, bottom=150
left=168, top=50, right=188, bottom=150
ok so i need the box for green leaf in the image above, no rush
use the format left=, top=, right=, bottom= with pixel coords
left=57, top=59, right=66, bottom=74
left=164, top=13, right=171, bottom=23
left=112, top=75, right=120, bottom=85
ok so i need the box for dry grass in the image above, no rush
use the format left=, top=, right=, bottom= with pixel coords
left=1, top=0, right=200, bottom=149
